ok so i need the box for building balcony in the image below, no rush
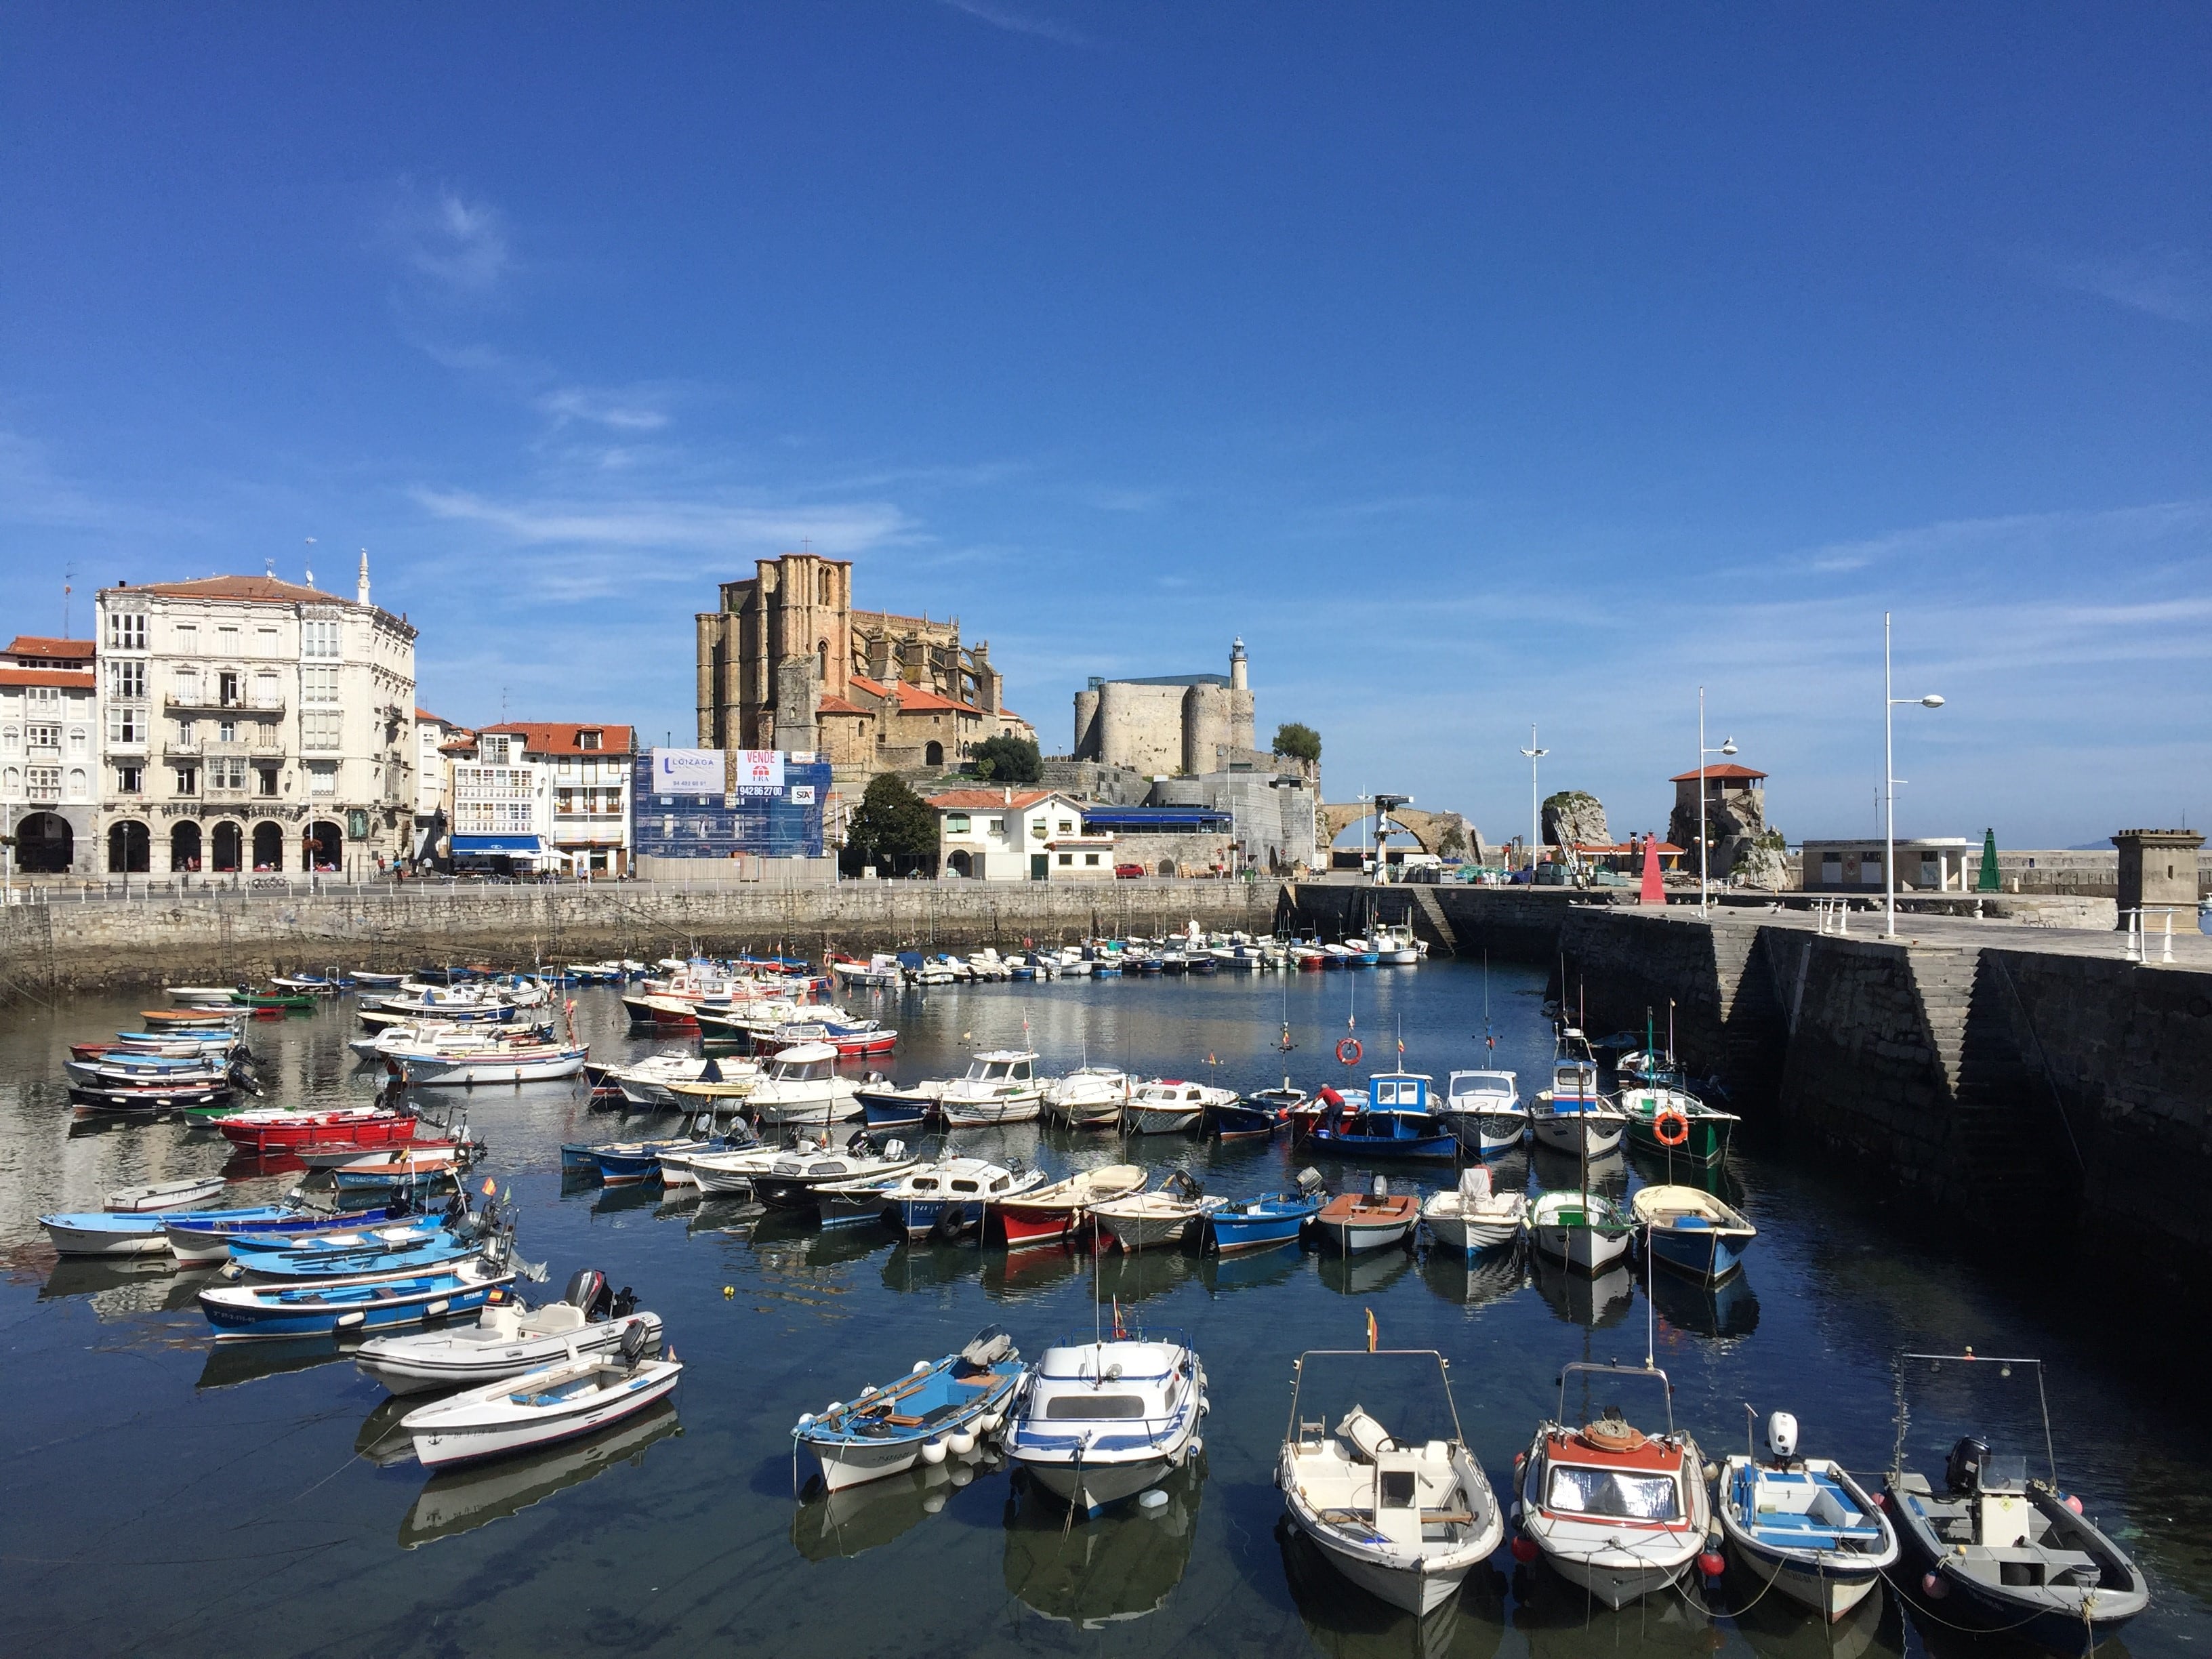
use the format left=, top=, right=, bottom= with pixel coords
left=165, top=737, right=203, bottom=757
left=163, top=693, right=286, bottom=716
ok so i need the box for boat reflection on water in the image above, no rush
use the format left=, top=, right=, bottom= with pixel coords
left=356, top=1393, right=422, bottom=1466
left=1001, top=1460, right=1203, bottom=1628
left=591, top=1183, right=664, bottom=1217
left=1197, top=1239, right=1308, bottom=1295
left=1723, top=1572, right=1893, bottom=1659
left=1529, top=1141, right=1626, bottom=1195
left=792, top=1446, right=1004, bottom=1562
left=687, top=1196, right=759, bottom=1237
left=1511, top=1556, right=1713, bottom=1657
left=196, top=1334, right=354, bottom=1391
left=1277, top=1516, right=1505, bottom=1659
left=752, top=1216, right=896, bottom=1273
left=1092, top=1244, right=1195, bottom=1305
left=1526, top=1253, right=1636, bottom=1329
left=39, top=1255, right=211, bottom=1319
left=1625, top=1148, right=1744, bottom=1200
left=1416, top=1247, right=1523, bottom=1311
left=1647, top=1264, right=1760, bottom=1340
left=986, top=1242, right=1086, bottom=1301
left=882, top=1239, right=987, bottom=1295
left=400, top=1399, right=682, bottom=1548
left=1318, top=1245, right=1414, bottom=1299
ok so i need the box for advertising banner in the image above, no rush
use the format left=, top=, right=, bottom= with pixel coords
left=651, top=747, right=726, bottom=794
left=732, top=750, right=785, bottom=796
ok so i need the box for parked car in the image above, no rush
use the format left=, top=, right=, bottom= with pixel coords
left=1114, top=863, right=1145, bottom=880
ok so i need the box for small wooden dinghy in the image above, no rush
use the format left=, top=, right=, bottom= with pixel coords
left=1632, top=1184, right=1756, bottom=1282
left=1315, top=1179, right=1420, bottom=1254
left=794, top=1326, right=1023, bottom=1491
left=402, top=1322, right=682, bottom=1467
left=1091, top=1170, right=1221, bottom=1251
left=991, top=1164, right=1146, bottom=1247
left=106, top=1175, right=227, bottom=1213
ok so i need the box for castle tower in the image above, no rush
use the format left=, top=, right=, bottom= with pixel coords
left=1228, top=637, right=1256, bottom=756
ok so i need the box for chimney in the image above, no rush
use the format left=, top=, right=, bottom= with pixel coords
left=1003, top=785, right=1012, bottom=805
left=356, top=548, right=371, bottom=607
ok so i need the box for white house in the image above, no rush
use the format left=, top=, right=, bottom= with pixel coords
left=451, top=722, right=634, bottom=876
left=0, top=653, right=98, bottom=874
left=928, top=787, right=1111, bottom=881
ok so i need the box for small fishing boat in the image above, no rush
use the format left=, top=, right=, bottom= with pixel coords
left=105, top=1175, right=228, bottom=1213
left=1632, top=1184, right=1757, bottom=1282
left=1278, top=1348, right=1503, bottom=1614
left=854, top=1079, right=941, bottom=1127
left=794, top=1326, right=1023, bottom=1491
left=200, top=1254, right=516, bottom=1339
left=1420, top=1166, right=1527, bottom=1256
left=752, top=1140, right=921, bottom=1212
left=1529, top=1053, right=1626, bottom=1156
left=224, top=1216, right=448, bottom=1259
left=1441, top=1069, right=1527, bottom=1157
left=403, top=1323, right=682, bottom=1468
left=165, top=985, right=246, bottom=1007
left=586, top=1136, right=704, bottom=1188
left=63, top=1054, right=232, bottom=1088
left=1527, top=1188, right=1633, bottom=1273
left=1124, top=1080, right=1235, bottom=1135
left=141, top=1007, right=246, bottom=1029
left=1208, top=1089, right=1296, bottom=1141
left=813, top=1170, right=909, bottom=1227
left=1004, top=1327, right=1208, bottom=1515
left=163, top=1203, right=416, bottom=1264
left=329, top=1155, right=464, bottom=1195
left=69, top=1079, right=234, bottom=1114
left=357, top=1271, right=659, bottom=1395
left=687, top=1134, right=830, bottom=1198
left=396, top=1042, right=589, bottom=1086
left=295, top=1138, right=465, bottom=1173
left=1305, top=1079, right=1459, bottom=1161
left=992, top=1164, right=1147, bottom=1248
left=1314, top=1179, right=1421, bottom=1254
left=1091, top=1171, right=1221, bottom=1252
left=217, top=1106, right=417, bottom=1153
left=43, top=1204, right=289, bottom=1257
left=1885, top=1351, right=2149, bottom=1650
left=234, top=1231, right=483, bottom=1284
left=602, top=1051, right=745, bottom=1109
left=1203, top=1170, right=1326, bottom=1254
left=1514, top=1359, right=1715, bottom=1608
left=1039, top=1067, right=1131, bottom=1129
left=737, top=1044, right=861, bottom=1127
left=1618, top=1078, right=1740, bottom=1167
left=1716, top=1410, right=1897, bottom=1622
left=352, top=970, right=407, bottom=989
left=933, top=1050, right=1046, bottom=1127
left=881, top=1157, right=1044, bottom=1240
left=234, top=988, right=320, bottom=1012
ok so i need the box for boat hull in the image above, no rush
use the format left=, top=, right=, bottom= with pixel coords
left=358, top=1312, right=663, bottom=1395
left=1125, top=1107, right=1202, bottom=1135
left=1646, top=1223, right=1749, bottom=1282
left=1424, top=1214, right=1520, bottom=1256
left=1528, top=1223, right=1631, bottom=1273
left=201, top=1267, right=514, bottom=1340
left=409, top=1364, right=682, bottom=1468
left=1530, top=1115, right=1624, bottom=1156
left=1204, top=1212, right=1309, bottom=1254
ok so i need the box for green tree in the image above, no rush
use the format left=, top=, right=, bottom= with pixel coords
left=1272, top=722, right=1322, bottom=764
left=971, top=733, right=1042, bottom=783
left=843, top=774, right=940, bottom=872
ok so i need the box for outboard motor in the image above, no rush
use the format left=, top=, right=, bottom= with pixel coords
left=619, top=1319, right=649, bottom=1370
left=611, top=1286, right=638, bottom=1318
left=884, top=1138, right=906, bottom=1161
left=1371, top=1174, right=1389, bottom=1200
left=1165, top=1169, right=1202, bottom=1201
left=1946, top=1435, right=1990, bottom=1497
left=846, top=1128, right=873, bottom=1153
left=1765, top=1411, right=1799, bottom=1468
left=1294, top=1168, right=1327, bottom=1198
left=563, top=1267, right=609, bottom=1317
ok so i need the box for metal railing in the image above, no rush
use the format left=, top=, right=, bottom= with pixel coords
left=2121, top=906, right=2178, bottom=964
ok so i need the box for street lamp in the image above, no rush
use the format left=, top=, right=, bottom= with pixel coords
left=1883, top=611, right=1944, bottom=939
left=1519, top=725, right=1548, bottom=874
left=1696, top=685, right=1738, bottom=918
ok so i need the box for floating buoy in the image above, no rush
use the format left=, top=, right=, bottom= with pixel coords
left=722, top=1286, right=734, bottom=1298
left=1701, top=1462, right=1719, bottom=1483
left=1698, top=1551, right=1726, bottom=1579
left=921, top=1437, right=947, bottom=1465
left=1923, top=1571, right=1949, bottom=1599
left=1510, top=1536, right=1540, bottom=1564
left=1139, top=1488, right=1169, bottom=1510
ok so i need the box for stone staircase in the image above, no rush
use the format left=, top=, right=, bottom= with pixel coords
left=1907, top=945, right=2069, bottom=1202
left=1408, top=886, right=1459, bottom=957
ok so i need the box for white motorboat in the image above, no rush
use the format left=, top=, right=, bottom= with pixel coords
left=881, top=1157, right=1045, bottom=1239
left=751, top=1140, right=921, bottom=1211
left=395, top=1042, right=589, bottom=1086
left=1716, top=1410, right=1898, bottom=1622
left=1090, top=1172, right=1218, bottom=1252
left=1125, top=1079, right=1235, bottom=1135
left=1515, top=1360, right=1713, bottom=1610
left=105, top=1175, right=227, bottom=1213
left=1370, top=922, right=1427, bottom=965
left=935, top=1050, right=1046, bottom=1127
left=1530, top=1056, right=1625, bottom=1155
left=401, top=1324, right=682, bottom=1468
left=1420, top=1166, right=1526, bottom=1256
left=1527, top=1189, right=1634, bottom=1273
left=607, top=1051, right=747, bottom=1109
left=1279, top=1349, right=1504, bottom=1614
left=1441, top=1069, right=1527, bottom=1157
left=744, top=1044, right=861, bottom=1126
left=1040, top=1067, right=1132, bottom=1129
left=358, top=1271, right=662, bottom=1395
left=686, top=1134, right=828, bottom=1198
left=1005, top=1332, right=1208, bottom=1515
left=165, top=985, right=243, bottom=1007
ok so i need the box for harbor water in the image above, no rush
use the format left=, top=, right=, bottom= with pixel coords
left=1, top=962, right=2203, bottom=1657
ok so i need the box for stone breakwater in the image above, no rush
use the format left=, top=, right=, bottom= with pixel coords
left=0, top=879, right=1275, bottom=1000
left=1278, top=883, right=2212, bottom=1282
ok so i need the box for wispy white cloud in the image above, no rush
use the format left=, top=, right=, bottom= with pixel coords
left=0, top=428, right=191, bottom=536
left=938, top=0, right=1090, bottom=46
left=2035, top=246, right=2211, bottom=325
left=384, top=184, right=511, bottom=296
left=409, top=486, right=914, bottom=564
left=1771, top=498, right=2212, bottom=577
left=535, top=386, right=672, bottom=432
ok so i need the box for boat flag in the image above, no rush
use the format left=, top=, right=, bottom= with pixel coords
left=1365, top=1309, right=1378, bottom=1353
left=480, top=1176, right=496, bottom=1195
left=1112, top=1297, right=1128, bottom=1340
left=1396, top=1036, right=1404, bottom=1056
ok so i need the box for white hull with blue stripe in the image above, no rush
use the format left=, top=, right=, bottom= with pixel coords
left=1006, top=1333, right=1206, bottom=1515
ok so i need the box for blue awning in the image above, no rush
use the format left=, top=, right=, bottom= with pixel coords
left=452, top=834, right=544, bottom=853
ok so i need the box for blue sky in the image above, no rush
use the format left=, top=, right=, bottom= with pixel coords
left=3, top=4, right=2207, bottom=848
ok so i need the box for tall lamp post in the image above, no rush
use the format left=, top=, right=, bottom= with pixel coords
left=1519, top=725, right=1548, bottom=874
left=1883, top=611, right=1945, bottom=938
left=1696, top=685, right=1738, bottom=918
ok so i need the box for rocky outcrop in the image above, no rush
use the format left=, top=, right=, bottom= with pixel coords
left=1542, top=791, right=1608, bottom=851
left=1668, top=792, right=1786, bottom=888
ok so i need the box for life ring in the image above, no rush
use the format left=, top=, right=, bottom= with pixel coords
left=1336, top=1037, right=1362, bottom=1065
left=1654, top=1109, right=1691, bottom=1147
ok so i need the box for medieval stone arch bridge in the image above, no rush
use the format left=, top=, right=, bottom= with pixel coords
left=1322, top=803, right=1485, bottom=859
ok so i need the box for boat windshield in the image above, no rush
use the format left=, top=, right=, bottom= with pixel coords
left=1979, top=1454, right=2028, bottom=1494
left=1452, top=1072, right=1513, bottom=1098
left=1046, top=1395, right=1148, bottom=1420
left=1547, top=1465, right=1681, bottom=1521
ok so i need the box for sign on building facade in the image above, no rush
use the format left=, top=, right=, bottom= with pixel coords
left=634, top=750, right=830, bottom=860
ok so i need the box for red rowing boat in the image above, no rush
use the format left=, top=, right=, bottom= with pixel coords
left=216, top=1107, right=417, bottom=1153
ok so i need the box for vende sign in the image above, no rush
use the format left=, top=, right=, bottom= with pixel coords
left=733, top=750, right=785, bottom=796
left=651, top=748, right=725, bottom=793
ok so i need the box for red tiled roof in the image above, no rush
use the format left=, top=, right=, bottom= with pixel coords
left=118, top=575, right=344, bottom=605
left=847, top=674, right=985, bottom=718
left=847, top=675, right=893, bottom=700
left=1670, top=763, right=1767, bottom=783
left=476, top=721, right=636, bottom=757
left=0, top=666, right=95, bottom=690
left=414, top=707, right=455, bottom=726
left=927, top=789, right=1056, bottom=811
left=4, top=635, right=94, bottom=661
left=817, top=695, right=870, bottom=717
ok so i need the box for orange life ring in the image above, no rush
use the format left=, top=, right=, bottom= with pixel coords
left=1654, top=1109, right=1691, bottom=1147
left=1580, top=1418, right=1649, bottom=1453
left=1336, top=1037, right=1362, bottom=1065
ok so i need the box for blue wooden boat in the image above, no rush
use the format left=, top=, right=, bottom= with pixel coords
left=794, top=1326, right=1023, bottom=1490
left=855, top=1085, right=935, bottom=1128
left=200, top=1256, right=515, bottom=1339
left=1208, top=1092, right=1294, bottom=1141
left=237, top=1234, right=480, bottom=1284
left=1631, top=1185, right=1757, bottom=1282
left=1202, top=1172, right=1326, bottom=1254
left=163, top=1203, right=417, bottom=1263
left=226, top=1216, right=447, bottom=1258
left=43, top=1204, right=295, bottom=1258
left=1306, top=1075, right=1458, bottom=1161
left=588, top=1138, right=699, bottom=1187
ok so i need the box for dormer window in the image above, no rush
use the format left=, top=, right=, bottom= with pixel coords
left=578, top=729, right=601, bottom=751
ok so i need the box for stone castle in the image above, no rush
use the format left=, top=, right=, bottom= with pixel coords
left=694, top=552, right=1032, bottom=782
left=1072, top=640, right=1261, bottom=775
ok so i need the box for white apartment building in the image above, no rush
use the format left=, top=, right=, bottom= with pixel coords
left=451, top=722, right=634, bottom=876
left=0, top=654, right=99, bottom=874
left=926, top=787, right=1103, bottom=881
left=94, top=559, right=418, bottom=876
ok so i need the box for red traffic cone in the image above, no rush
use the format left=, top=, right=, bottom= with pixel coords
left=1639, top=834, right=1665, bottom=906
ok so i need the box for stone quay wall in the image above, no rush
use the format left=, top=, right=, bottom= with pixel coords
left=0, top=880, right=1274, bottom=1001
left=1277, top=882, right=2212, bottom=1279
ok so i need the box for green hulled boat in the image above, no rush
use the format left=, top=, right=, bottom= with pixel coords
left=1617, top=1079, right=1738, bottom=1167
left=232, top=991, right=319, bottom=1012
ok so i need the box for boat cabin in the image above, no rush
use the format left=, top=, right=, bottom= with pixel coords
left=1368, top=1073, right=1434, bottom=1112
left=768, top=1044, right=839, bottom=1083
left=1446, top=1070, right=1518, bottom=1107
left=965, top=1050, right=1037, bottom=1083
left=1549, top=1059, right=1602, bottom=1107
left=1540, top=1430, right=1690, bottom=1521
left=1134, top=1081, right=1207, bottom=1104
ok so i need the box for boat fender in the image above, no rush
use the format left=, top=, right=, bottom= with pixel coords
left=1922, top=1572, right=1949, bottom=1599
left=1187, top=1437, right=1203, bottom=1459
left=1139, top=1489, right=1169, bottom=1511
left=796, top=1413, right=815, bottom=1429
left=1702, top=1461, right=1719, bottom=1483
left=1697, top=1551, right=1725, bottom=1580
left=335, top=1311, right=367, bottom=1330
left=1870, top=1490, right=1885, bottom=1507
left=922, top=1437, right=948, bottom=1465
left=1509, top=1536, right=1539, bottom=1564
left=425, top=1300, right=450, bottom=1317
left=825, top=1401, right=844, bottom=1416
left=948, top=1429, right=977, bottom=1456
left=2064, top=1494, right=2084, bottom=1514
left=913, top=1360, right=932, bottom=1374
